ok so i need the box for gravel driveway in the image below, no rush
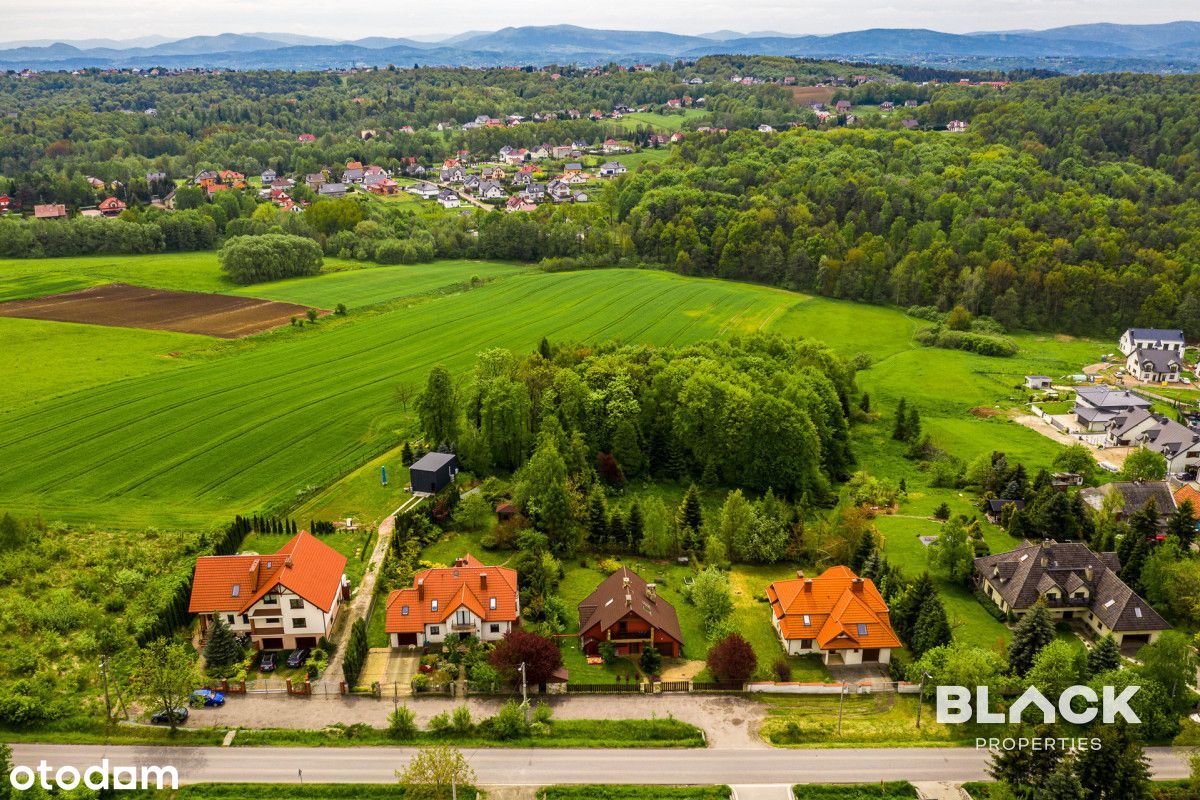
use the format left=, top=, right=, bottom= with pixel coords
left=197, top=692, right=768, bottom=748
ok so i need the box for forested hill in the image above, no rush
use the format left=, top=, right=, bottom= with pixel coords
left=2, top=70, right=1200, bottom=338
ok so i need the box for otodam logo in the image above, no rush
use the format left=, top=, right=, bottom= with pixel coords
left=936, top=685, right=1141, bottom=725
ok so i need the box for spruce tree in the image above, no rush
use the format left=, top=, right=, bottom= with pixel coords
left=586, top=487, right=608, bottom=547
left=203, top=615, right=242, bottom=672
left=1008, top=602, right=1055, bottom=676
left=892, top=398, right=909, bottom=441
left=538, top=336, right=552, bottom=360
left=401, top=441, right=414, bottom=465
left=905, top=406, right=921, bottom=442
left=1168, top=500, right=1197, bottom=550
left=892, top=572, right=938, bottom=643
left=679, top=484, right=703, bottom=535
left=626, top=502, right=644, bottom=551
left=849, top=531, right=875, bottom=573
left=1086, top=634, right=1121, bottom=677
left=1074, top=722, right=1151, bottom=800
left=607, top=511, right=627, bottom=550
left=910, top=596, right=952, bottom=657
left=1121, top=534, right=1151, bottom=594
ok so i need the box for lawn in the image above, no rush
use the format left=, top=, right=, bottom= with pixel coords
left=615, top=109, right=708, bottom=133
left=615, top=149, right=675, bottom=169
left=758, top=693, right=974, bottom=748
left=541, top=788, right=730, bottom=800
left=241, top=526, right=375, bottom=586
left=793, top=784, right=917, bottom=799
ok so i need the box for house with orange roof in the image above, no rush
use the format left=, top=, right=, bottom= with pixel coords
left=385, top=555, right=519, bottom=647
left=98, top=197, right=126, bottom=217
left=766, top=566, right=900, bottom=666
left=1174, top=483, right=1200, bottom=511
left=189, top=531, right=349, bottom=652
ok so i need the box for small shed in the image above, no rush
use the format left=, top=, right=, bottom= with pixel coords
left=409, top=452, right=458, bottom=495
left=1025, top=375, right=1053, bottom=390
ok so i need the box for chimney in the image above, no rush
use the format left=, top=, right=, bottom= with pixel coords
left=623, top=575, right=630, bottom=590
left=284, top=555, right=293, bottom=568
left=851, top=578, right=863, bottom=592
left=248, top=559, right=261, bottom=590
left=803, top=579, right=813, bottom=592
left=1040, top=552, right=1050, bottom=568
left=480, top=572, right=488, bottom=590
left=646, top=583, right=657, bottom=601
left=1085, top=565, right=1094, bottom=582
left=625, top=591, right=633, bottom=608
left=418, top=578, right=425, bottom=600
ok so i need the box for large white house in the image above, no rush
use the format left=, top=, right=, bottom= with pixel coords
left=1118, top=328, right=1185, bottom=357
left=189, top=531, right=349, bottom=652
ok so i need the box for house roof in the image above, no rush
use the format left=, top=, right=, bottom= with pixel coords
left=1131, top=348, right=1182, bottom=373
left=1075, top=386, right=1152, bottom=411
left=974, top=540, right=1168, bottom=633
left=1080, top=481, right=1177, bottom=517
left=577, top=567, right=683, bottom=645
left=385, top=555, right=518, bottom=633
left=986, top=498, right=1025, bottom=513
left=411, top=451, right=457, bottom=473
left=33, top=203, right=67, bottom=218
left=1174, top=483, right=1200, bottom=509
left=766, top=566, right=900, bottom=650
left=189, top=531, right=347, bottom=615
left=1125, top=328, right=1184, bottom=344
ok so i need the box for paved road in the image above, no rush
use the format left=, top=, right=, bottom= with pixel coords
left=8, top=744, right=1191, bottom=785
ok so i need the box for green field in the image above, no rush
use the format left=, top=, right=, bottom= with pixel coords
left=0, top=255, right=1099, bottom=531
left=615, top=109, right=707, bottom=133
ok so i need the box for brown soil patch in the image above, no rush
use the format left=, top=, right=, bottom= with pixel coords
left=970, top=407, right=999, bottom=418
left=790, top=85, right=835, bottom=105
left=0, top=283, right=319, bottom=338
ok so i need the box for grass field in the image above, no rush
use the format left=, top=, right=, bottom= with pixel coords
left=615, top=110, right=707, bottom=133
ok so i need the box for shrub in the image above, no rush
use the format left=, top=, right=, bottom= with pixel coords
left=427, top=711, right=451, bottom=734
left=387, top=706, right=418, bottom=740
left=706, top=633, right=756, bottom=683
left=218, top=233, right=322, bottom=284
left=451, top=704, right=473, bottom=734
left=772, top=659, right=792, bottom=682
left=532, top=701, right=553, bottom=725
left=490, top=699, right=529, bottom=740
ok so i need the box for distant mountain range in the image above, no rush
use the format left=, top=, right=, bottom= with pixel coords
left=2, top=22, right=1199, bottom=73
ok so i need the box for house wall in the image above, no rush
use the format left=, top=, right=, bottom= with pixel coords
left=770, top=613, right=891, bottom=664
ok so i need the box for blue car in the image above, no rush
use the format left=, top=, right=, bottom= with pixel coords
left=191, top=689, right=225, bottom=707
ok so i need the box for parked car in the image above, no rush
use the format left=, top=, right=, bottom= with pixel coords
left=150, top=707, right=189, bottom=725
left=260, top=652, right=277, bottom=672
left=191, top=689, right=225, bottom=707
left=286, top=648, right=309, bottom=668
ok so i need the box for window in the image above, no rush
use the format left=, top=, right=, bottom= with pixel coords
left=456, top=610, right=470, bottom=625
left=490, top=624, right=500, bottom=634
left=227, top=614, right=236, bottom=624
left=292, top=617, right=306, bottom=628
left=401, top=605, right=410, bottom=617
left=802, top=614, right=810, bottom=626
left=265, top=617, right=281, bottom=625
left=430, top=626, right=440, bottom=636
left=489, top=597, right=496, bottom=611
left=262, top=595, right=278, bottom=605
left=431, top=599, right=438, bottom=612
left=231, top=584, right=241, bottom=598
left=856, top=623, right=868, bottom=636
left=290, top=599, right=304, bottom=610
left=241, top=614, right=249, bottom=624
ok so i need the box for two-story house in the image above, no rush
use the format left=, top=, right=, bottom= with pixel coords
left=766, top=566, right=899, bottom=666
left=1105, top=412, right=1200, bottom=474
left=1072, top=386, right=1152, bottom=432
left=189, top=531, right=350, bottom=652
left=385, top=555, right=519, bottom=647
left=975, top=540, right=1169, bottom=650
left=577, top=568, right=683, bottom=658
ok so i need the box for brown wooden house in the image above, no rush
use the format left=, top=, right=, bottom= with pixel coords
left=578, top=567, right=683, bottom=658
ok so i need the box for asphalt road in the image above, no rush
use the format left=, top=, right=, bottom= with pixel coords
left=7, top=744, right=1192, bottom=785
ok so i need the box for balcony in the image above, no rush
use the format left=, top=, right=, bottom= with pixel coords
left=451, top=623, right=477, bottom=633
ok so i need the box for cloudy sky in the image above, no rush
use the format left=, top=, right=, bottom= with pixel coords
left=4, top=0, right=1193, bottom=42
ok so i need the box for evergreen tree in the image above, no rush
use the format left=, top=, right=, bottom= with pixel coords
left=1036, top=762, right=1086, bottom=800
left=892, top=398, right=909, bottom=441
left=859, top=393, right=870, bottom=413
left=1168, top=500, right=1197, bottom=550
left=1121, top=533, right=1152, bottom=594
left=1031, top=468, right=1052, bottom=493
left=626, top=502, right=644, bottom=551
left=849, top=531, right=875, bottom=573
left=586, top=486, right=608, bottom=547
left=679, top=484, right=703, bottom=537
left=1074, top=723, right=1151, bottom=800
left=892, top=572, right=938, bottom=644
left=607, top=511, right=627, bottom=550
left=1086, top=634, right=1121, bottom=678
left=910, top=596, right=952, bottom=657
left=905, top=405, right=921, bottom=442
left=203, top=615, right=242, bottom=673
left=401, top=441, right=414, bottom=465
left=1008, top=602, right=1055, bottom=676
left=538, top=336, right=552, bottom=360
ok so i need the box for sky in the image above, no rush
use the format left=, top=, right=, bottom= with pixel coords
left=2, top=0, right=1194, bottom=42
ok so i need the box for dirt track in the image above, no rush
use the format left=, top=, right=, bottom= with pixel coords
left=0, top=283, right=317, bottom=338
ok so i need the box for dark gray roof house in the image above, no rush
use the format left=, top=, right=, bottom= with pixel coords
left=975, top=540, right=1168, bottom=648
left=1079, top=481, right=1176, bottom=519
left=1073, top=386, right=1152, bottom=431
left=318, top=183, right=348, bottom=197
left=409, top=452, right=458, bottom=496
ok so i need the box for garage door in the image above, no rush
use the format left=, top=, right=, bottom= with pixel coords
left=1122, top=634, right=1150, bottom=647
left=296, top=636, right=318, bottom=649
left=393, top=632, right=418, bottom=647
left=261, top=638, right=284, bottom=651
left=862, top=648, right=880, bottom=663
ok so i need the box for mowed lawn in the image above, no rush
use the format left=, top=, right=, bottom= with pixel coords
left=0, top=266, right=801, bottom=528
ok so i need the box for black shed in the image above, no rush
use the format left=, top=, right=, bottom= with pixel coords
left=409, top=452, right=458, bottom=495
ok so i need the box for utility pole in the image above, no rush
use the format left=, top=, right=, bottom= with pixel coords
left=518, top=662, right=529, bottom=722
left=451, top=776, right=457, bottom=800
left=837, top=681, right=847, bottom=735
left=100, top=656, right=113, bottom=722
left=916, top=671, right=931, bottom=729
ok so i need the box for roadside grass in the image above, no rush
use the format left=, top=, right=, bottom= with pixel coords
left=0, top=719, right=228, bottom=746
left=127, top=787, right=417, bottom=799
left=232, top=717, right=705, bottom=748
left=965, top=781, right=1193, bottom=799
left=757, top=694, right=974, bottom=748
left=540, top=787, right=730, bottom=800
left=793, top=783, right=918, bottom=799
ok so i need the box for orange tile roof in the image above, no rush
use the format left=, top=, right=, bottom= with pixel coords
left=1174, top=484, right=1200, bottom=509
left=766, top=566, right=900, bottom=651
left=189, top=531, right=347, bottom=614
left=385, top=554, right=518, bottom=634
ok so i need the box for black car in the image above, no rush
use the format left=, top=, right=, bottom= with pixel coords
left=150, top=707, right=189, bottom=725
left=260, top=652, right=277, bottom=672
left=286, top=648, right=309, bottom=668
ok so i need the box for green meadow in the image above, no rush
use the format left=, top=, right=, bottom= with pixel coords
left=0, top=254, right=1097, bottom=536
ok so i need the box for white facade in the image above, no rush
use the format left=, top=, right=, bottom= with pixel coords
left=205, top=582, right=344, bottom=651
left=769, top=613, right=892, bottom=665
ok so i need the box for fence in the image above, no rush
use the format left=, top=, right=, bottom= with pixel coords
left=566, top=682, right=643, bottom=694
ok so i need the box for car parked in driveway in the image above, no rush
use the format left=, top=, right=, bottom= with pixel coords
left=286, top=648, right=308, bottom=668
left=150, top=707, right=189, bottom=725
left=191, top=689, right=225, bottom=707
left=260, top=652, right=277, bottom=672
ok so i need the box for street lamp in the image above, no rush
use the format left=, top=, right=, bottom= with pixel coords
left=915, top=670, right=933, bottom=729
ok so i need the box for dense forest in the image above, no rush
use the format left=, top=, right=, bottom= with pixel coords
left=2, top=65, right=1200, bottom=337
